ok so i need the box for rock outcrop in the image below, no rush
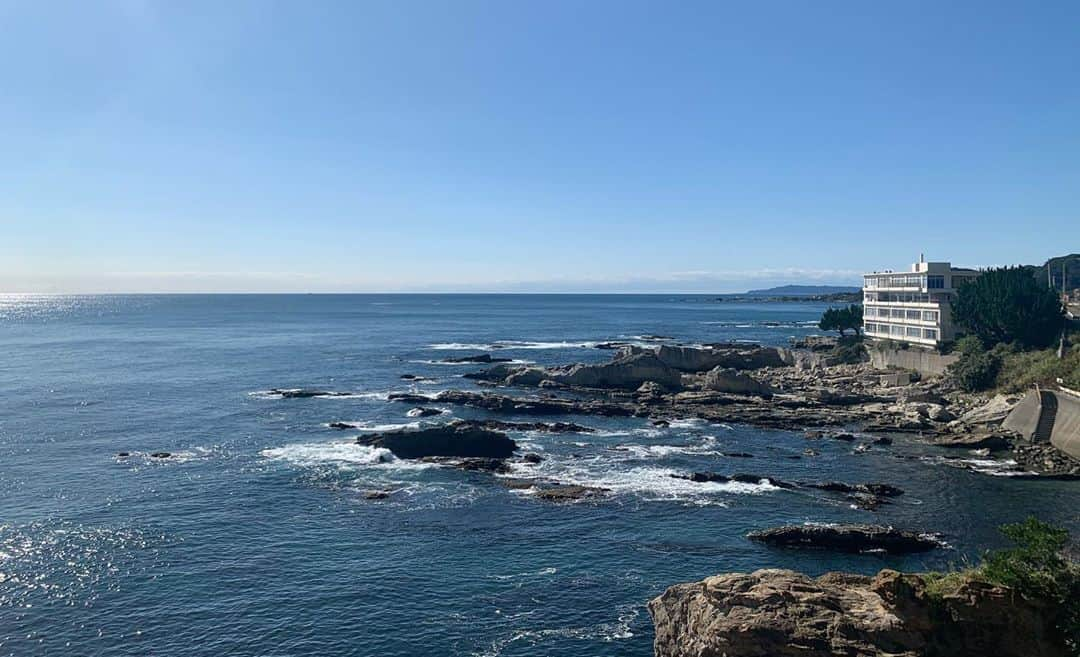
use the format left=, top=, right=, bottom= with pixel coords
left=649, top=567, right=1067, bottom=657
left=699, top=367, right=773, bottom=396
left=748, top=524, right=940, bottom=554
left=355, top=420, right=517, bottom=459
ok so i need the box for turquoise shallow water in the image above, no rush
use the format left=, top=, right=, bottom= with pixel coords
left=1, top=294, right=1076, bottom=656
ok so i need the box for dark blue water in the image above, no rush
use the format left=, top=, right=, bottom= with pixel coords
left=1, top=294, right=1076, bottom=656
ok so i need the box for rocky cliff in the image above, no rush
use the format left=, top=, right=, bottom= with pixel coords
left=649, top=568, right=1068, bottom=657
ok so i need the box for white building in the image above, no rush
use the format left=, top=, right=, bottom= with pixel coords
left=862, top=258, right=980, bottom=347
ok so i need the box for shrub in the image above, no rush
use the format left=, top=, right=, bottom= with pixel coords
left=830, top=338, right=868, bottom=365
left=949, top=337, right=1001, bottom=392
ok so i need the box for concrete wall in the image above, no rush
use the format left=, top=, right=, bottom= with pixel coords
left=1051, top=388, right=1080, bottom=462
left=1002, top=391, right=1041, bottom=440
left=868, top=346, right=958, bottom=376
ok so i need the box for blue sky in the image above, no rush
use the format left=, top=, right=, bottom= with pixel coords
left=3, top=1, right=1078, bottom=293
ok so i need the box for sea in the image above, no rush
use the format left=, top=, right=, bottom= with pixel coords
left=1, top=294, right=1076, bottom=657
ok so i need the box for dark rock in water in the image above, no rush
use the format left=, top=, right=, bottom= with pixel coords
left=649, top=567, right=1063, bottom=657
left=328, top=421, right=358, bottom=430
left=652, top=419, right=671, bottom=428
left=387, top=392, right=436, bottom=404
left=406, top=407, right=443, bottom=417
left=808, top=481, right=904, bottom=497
left=672, top=472, right=796, bottom=489
left=748, top=524, right=939, bottom=554
left=533, top=485, right=609, bottom=502
left=356, top=420, right=517, bottom=459
left=116, top=452, right=130, bottom=457
left=399, top=374, right=430, bottom=381
left=522, top=452, right=543, bottom=464
left=847, top=493, right=890, bottom=511
left=499, top=478, right=539, bottom=490
left=805, top=430, right=856, bottom=441
left=594, top=341, right=632, bottom=350
left=150, top=452, right=172, bottom=458
left=718, top=451, right=754, bottom=458
left=445, top=457, right=512, bottom=474
left=271, top=388, right=350, bottom=399
left=927, top=433, right=1013, bottom=450
left=440, top=354, right=513, bottom=364
left=363, top=490, right=390, bottom=500
left=871, top=435, right=893, bottom=446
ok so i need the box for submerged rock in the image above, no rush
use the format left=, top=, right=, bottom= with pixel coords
left=356, top=420, right=517, bottom=459
left=649, top=567, right=1066, bottom=657
left=672, top=472, right=796, bottom=489
left=532, top=485, right=609, bottom=502
left=808, top=481, right=904, bottom=497
left=748, top=524, right=939, bottom=554
left=328, top=421, right=358, bottom=430
left=270, top=388, right=351, bottom=399
left=440, top=354, right=513, bottom=364
left=150, top=452, right=172, bottom=458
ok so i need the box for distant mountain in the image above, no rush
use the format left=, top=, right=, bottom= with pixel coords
left=744, top=285, right=861, bottom=296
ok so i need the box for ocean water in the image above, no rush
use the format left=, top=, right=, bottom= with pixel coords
left=0, top=294, right=1076, bottom=657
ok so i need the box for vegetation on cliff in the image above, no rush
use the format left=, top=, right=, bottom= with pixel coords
left=924, top=517, right=1078, bottom=654
left=950, top=334, right=1080, bottom=392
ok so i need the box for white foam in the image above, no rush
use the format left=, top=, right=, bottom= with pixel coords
left=406, top=408, right=450, bottom=418
left=504, top=457, right=777, bottom=502
left=260, top=441, right=432, bottom=470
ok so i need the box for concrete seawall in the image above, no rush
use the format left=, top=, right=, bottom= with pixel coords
left=868, top=345, right=958, bottom=377
left=1051, top=388, right=1080, bottom=461
left=1003, top=387, right=1080, bottom=462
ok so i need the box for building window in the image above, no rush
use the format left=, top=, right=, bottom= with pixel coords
left=928, top=275, right=945, bottom=289
left=922, top=310, right=938, bottom=322
left=923, top=329, right=938, bottom=340
left=906, top=310, right=921, bottom=320
left=906, top=327, right=921, bottom=338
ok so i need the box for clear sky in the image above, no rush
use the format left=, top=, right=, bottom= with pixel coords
left=3, top=1, right=1078, bottom=293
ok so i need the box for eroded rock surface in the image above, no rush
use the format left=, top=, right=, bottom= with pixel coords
left=649, top=567, right=1067, bottom=657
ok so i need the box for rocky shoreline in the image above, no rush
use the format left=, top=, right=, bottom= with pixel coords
left=649, top=566, right=1070, bottom=657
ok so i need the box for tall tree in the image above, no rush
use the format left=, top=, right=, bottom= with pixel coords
left=819, top=304, right=863, bottom=337
left=952, top=267, right=1064, bottom=348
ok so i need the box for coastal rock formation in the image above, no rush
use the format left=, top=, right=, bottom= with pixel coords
left=748, top=524, right=940, bottom=554
left=532, top=484, right=609, bottom=502
left=355, top=420, right=517, bottom=459
left=649, top=568, right=1067, bottom=657
left=699, top=367, right=773, bottom=396
left=672, top=472, right=796, bottom=489
left=957, top=394, right=1019, bottom=427
left=1013, top=443, right=1080, bottom=478
left=647, top=344, right=786, bottom=372
left=807, top=482, right=904, bottom=497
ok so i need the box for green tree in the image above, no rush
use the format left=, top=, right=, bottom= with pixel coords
left=819, top=304, right=863, bottom=337
left=952, top=267, right=1064, bottom=348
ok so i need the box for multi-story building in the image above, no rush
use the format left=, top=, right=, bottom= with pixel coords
left=862, top=258, right=980, bottom=347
